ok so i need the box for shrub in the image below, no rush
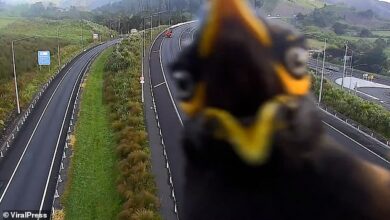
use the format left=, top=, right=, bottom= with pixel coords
left=312, top=75, right=390, bottom=138
left=103, top=31, right=162, bottom=219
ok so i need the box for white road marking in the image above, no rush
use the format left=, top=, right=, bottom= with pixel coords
left=38, top=48, right=101, bottom=215
left=0, top=47, right=95, bottom=204
left=178, top=26, right=192, bottom=51
left=323, top=121, right=390, bottom=165
left=159, top=38, right=184, bottom=126
left=355, top=90, right=380, bottom=100
left=154, top=82, right=166, bottom=88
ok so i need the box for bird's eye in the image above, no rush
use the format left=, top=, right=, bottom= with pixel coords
left=172, top=70, right=194, bottom=100
left=285, top=47, right=309, bottom=78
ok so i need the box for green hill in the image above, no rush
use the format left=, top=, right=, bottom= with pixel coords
left=0, top=17, right=112, bottom=131
left=259, top=0, right=325, bottom=15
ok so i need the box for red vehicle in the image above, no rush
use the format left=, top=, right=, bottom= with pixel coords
left=164, top=29, right=173, bottom=38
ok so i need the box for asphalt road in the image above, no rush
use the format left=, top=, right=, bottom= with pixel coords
left=146, top=23, right=390, bottom=219
left=0, top=40, right=117, bottom=218
left=308, top=59, right=390, bottom=109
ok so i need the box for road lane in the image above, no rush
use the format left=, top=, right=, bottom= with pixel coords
left=0, top=40, right=118, bottom=214
left=147, top=23, right=390, bottom=219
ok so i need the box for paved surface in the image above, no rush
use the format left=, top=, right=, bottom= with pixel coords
left=146, top=23, right=390, bottom=219
left=308, top=59, right=390, bottom=109
left=0, top=40, right=118, bottom=217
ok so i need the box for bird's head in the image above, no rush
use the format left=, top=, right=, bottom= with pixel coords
left=171, top=0, right=315, bottom=166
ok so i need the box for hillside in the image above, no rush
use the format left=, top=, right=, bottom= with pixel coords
left=326, top=0, right=390, bottom=19
left=297, top=5, right=390, bottom=29
left=0, top=17, right=112, bottom=131
left=259, top=0, right=325, bottom=16
left=1, top=0, right=120, bottom=10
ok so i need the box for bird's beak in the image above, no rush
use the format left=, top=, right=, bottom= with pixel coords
left=203, top=96, right=292, bottom=165
left=199, top=0, right=272, bottom=57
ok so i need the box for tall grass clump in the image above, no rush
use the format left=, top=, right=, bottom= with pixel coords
left=103, top=32, right=162, bottom=220
left=312, top=75, right=390, bottom=138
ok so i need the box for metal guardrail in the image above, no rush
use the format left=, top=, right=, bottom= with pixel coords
left=318, top=103, right=390, bottom=149
left=0, top=44, right=100, bottom=161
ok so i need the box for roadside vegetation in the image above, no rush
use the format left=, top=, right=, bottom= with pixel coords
left=312, top=75, right=390, bottom=139
left=103, top=30, right=163, bottom=220
left=63, top=48, right=121, bottom=220
left=0, top=17, right=112, bottom=133
left=295, top=5, right=390, bottom=76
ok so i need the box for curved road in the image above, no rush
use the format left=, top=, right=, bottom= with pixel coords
left=0, top=40, right=117, bottom=217
left=146, top=23, right=390, bottom=219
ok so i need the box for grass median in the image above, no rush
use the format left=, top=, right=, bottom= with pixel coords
left=63, top=47, right=121, bottom=220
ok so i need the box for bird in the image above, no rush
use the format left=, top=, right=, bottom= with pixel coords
left=169, top=0, right=390, bottom=219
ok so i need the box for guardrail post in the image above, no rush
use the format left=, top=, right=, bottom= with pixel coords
left=54, top=190, right=59, bottom=198
left=6, top=142, right=9, bottom=148
left=0, top=151, right=3, bottom=158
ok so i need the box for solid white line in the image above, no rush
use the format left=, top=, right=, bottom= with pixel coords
left=320, top=108, right=390, bottom=150
left=38, top=49, right=99, bottom=214
left=0, top=69, right=73, bottom=202
left=0, top=48, right=94, bottom=204
left=159, top=38, right=184, bottom=126
left=154, top=82, right=166, bottom=88
left=323, top=121, right=390, bottom=165
left=356, top=90, right=380, bottom=100
left=178, top=26, right=192, bottom=51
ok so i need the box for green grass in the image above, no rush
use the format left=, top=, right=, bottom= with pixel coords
left=338, top=35, right=378, bottom=42
left=63, top=47, right=121, bottom=220
left=0, top=17, right=19, bottom=29
left=294, top=0, right=324, bottom=9
left=373, top=30, right=390, bottom=37
left=0, top=17, right=113, bottom=132
left=0, top=18, right=112, bottom=43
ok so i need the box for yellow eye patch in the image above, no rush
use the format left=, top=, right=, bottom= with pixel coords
left=274, top=64, right=311, bottom=96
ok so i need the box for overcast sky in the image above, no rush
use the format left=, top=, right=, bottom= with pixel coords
left=3, top=0, right=60, bottom=4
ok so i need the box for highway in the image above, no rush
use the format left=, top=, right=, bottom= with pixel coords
left=0, top=40, right=117, bottom=217
left=146, top=23, right=390, bottom=219
left=308, top=58, right=390, bottom=109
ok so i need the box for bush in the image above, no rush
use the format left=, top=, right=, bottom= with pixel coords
left=103, top=32, right=162, bottom=219
left=312, top=75, right=390, bottom=138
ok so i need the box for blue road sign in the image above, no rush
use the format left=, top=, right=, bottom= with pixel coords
left=38, top=51, right=51, bottom=66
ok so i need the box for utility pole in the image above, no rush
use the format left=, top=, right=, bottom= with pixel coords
left=11, top=36, right=36, bottom=114
left=57, top=27, right=61, bottom=67
left=81, top=20, right=84, bottom=50
left=348, top=51, right=354, bottom=91
left=319, top=39, right=327, bottom=104
left=150, top=15, right=153, bottom=43
left=11, top=41, right=21, bottom=115
left=143, top=18, right=145, bottom=58
left=341, top=42, right=348, bottom=89
left=315, top=51, right=320, bottom=76
left=168, top=0, right=171, bottom=26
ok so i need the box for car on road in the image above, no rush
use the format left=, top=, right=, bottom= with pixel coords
left=326, top=65, right=340, bottom=72
left=164, top=29, right=173, bottom=38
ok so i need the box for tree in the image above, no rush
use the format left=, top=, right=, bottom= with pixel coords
left=296, top=12, right=305, bottom=21
left=332, top=22, right=347, bottom=35
left=374, top=38, right=387, bottom=49
left=358, top=9, right=374, bottom=19
left=0, top=1, right=5, bottom=11
left=28, top=2, right=45, bottom=17
left=359, top=28, right=373, bottom=38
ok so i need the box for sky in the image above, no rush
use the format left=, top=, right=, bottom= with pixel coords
left=2, top=0, right=60, bottom=4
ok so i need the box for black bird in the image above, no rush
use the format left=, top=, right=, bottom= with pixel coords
left=170, top=0, right=390, bottom=219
